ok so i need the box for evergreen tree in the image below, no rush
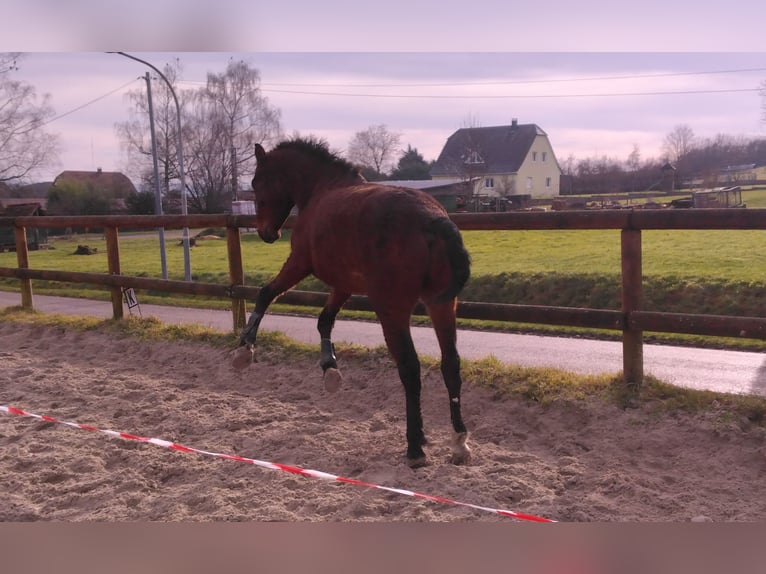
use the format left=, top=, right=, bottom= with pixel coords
left=390, top=145, right=432, bottom=180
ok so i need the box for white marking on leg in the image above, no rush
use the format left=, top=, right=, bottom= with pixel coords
left=450, top=431, right=471, bottom=465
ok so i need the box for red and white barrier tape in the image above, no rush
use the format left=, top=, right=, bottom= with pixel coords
left=1, top=404, right=555, bottom=522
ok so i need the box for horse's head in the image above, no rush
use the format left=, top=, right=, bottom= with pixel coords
left=252, top=143, right=295, bottom=243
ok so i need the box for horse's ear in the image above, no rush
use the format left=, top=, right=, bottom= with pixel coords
left=254, top=143, right=267, bottom=165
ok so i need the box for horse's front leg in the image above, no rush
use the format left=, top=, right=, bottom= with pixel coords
left=317, top=289, right=350, bottom=392
left=231, top=260, right=309, bottom=370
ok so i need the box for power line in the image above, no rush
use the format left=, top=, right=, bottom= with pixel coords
left=259, top=67, right=766, bottom=89
left=178, top=66, right=766, bottom=92
left=260, top=87, right=762, bottom=100
left=36, top=78, right=139, bottom=128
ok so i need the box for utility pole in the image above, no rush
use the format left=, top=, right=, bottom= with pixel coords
left=144, top=72, right=168, bottom=279
left=231, top=145, right=238, bottom=202
left=111, top=51, right=191, bottom=281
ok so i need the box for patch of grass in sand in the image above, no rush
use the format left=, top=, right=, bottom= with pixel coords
left=3, top=307, right=766, bottom=427
left=633, top=377, right=766, bottom=423
left=0, top=306, right=313, bottom=361
left=461, top=355, right=613, bottom=405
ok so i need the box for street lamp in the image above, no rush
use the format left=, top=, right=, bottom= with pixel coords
left=109, top=51, right=192, bottom=281
left=142, top=71, right=167, bottom=280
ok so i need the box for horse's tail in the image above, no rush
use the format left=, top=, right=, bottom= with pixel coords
left=427, top=217, right=471, bottom=303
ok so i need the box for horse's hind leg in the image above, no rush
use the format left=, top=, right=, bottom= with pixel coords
left=426, top=298, right=471, bottom=465
left=317, top=289, right=350, bottom=392
left=378, top=312, right=427, bottom=467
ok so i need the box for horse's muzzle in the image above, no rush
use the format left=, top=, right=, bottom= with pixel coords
left=258, top=227, right=280, bottom=243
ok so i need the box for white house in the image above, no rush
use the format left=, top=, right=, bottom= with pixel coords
left=430, top=120, right=562, bottom=199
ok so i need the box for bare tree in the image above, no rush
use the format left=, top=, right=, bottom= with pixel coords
left=116, top=58, right=282, bottom=213
left=626, top=144, right=641, bottom=171
left=433, top=113, right=488, bottom=202
left=761, top=79, right=766, bottom=126
left=493, top=175, right=517, bottom=198
left=0, top=53, right=60, bottom=183
left=560, top=153, right=577, bottom=176
left=183, top=107, right=230, bottom=213
left=114, top=59, right=185, bottom=195
left=347, top=124, right=401, bottom=175
left=662, top=124, right=695, bottom=164
left=626, top=144, right=641, bottom=192
left=0, top=53, right=20, bottom=74
left=575, top=155, right=624, bottom=195
left=201, top=59, right=282, bottom=200
left=184, top=59, right=282, bottom=213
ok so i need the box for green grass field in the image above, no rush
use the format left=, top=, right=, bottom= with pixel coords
left=2, top=224, right=764, bottom=283
left=3, top=188, right=766, bottom=281
left=1, top=190, right=765, bottom=346
left=464, top=228, right=766, bottom=281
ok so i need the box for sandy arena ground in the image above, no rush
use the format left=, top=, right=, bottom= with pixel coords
left=1, top=321, right=765, bottom=522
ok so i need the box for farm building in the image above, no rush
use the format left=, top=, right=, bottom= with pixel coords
left=52, top=169, right=136, bottom=196
left=50, top=169, right=137, bottom=214
left=692, top=186, right=745, bottom=208
left=430, top=120, right=562, bottom=198
left=0, top=200, right=47, bottom=251
left=717, top=164, right=758, bottom=185
left=380, top=178, right=473, bottom=212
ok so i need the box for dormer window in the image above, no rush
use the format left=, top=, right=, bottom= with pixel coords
left=465, top=151, right=484, bottom=164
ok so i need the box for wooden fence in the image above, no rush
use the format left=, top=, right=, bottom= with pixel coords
left=1, top=209, right=766, bottom=391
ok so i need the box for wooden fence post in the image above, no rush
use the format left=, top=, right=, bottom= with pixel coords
left=621, top=228, right=643, bottom=391
left=226, top=225, right=246, bottom=332
left=104, top=226, right=123, bottom=319
left=14, top=226, right=33, bottom=310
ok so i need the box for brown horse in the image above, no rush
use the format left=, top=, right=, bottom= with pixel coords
left=231, top=137, right=471, bottom=467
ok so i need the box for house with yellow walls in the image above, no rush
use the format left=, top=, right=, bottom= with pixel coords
left=430, top=120, right=562, bottom=200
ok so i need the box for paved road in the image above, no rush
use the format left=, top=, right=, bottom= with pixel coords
left=1, top=291, right=764, bottom=397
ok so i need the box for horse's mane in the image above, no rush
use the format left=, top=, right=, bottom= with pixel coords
left=274, top=137, right=357, bottom=175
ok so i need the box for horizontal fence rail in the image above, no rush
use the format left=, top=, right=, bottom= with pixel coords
left=5, top=207, right=766, bottom=231
left=2, top=208, right=766, bottom=391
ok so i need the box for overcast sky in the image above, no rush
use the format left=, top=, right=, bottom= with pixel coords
left=4, top=2, right=766, bottom=183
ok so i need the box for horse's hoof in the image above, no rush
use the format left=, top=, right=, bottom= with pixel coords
left=323, top=368, right=343, bottom=393
left=406, top=455, right=428, bottom=469
left=450, top=432, right=471, bottom=465
left=450, top=448, right=471, bottom=465
left=231, top=345, right=254, bottom=370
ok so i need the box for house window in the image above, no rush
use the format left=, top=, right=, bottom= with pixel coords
left=466, top=151, right=483, bottom=164
left=542, top=152, right=547, bottom=162
left=545, top=177, right=552, bottom=188
left=485, top=177, right=494, bottom=188
left=526, top=177, right=533, bottom=191
left=532, top=151, right=537, bottom=162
